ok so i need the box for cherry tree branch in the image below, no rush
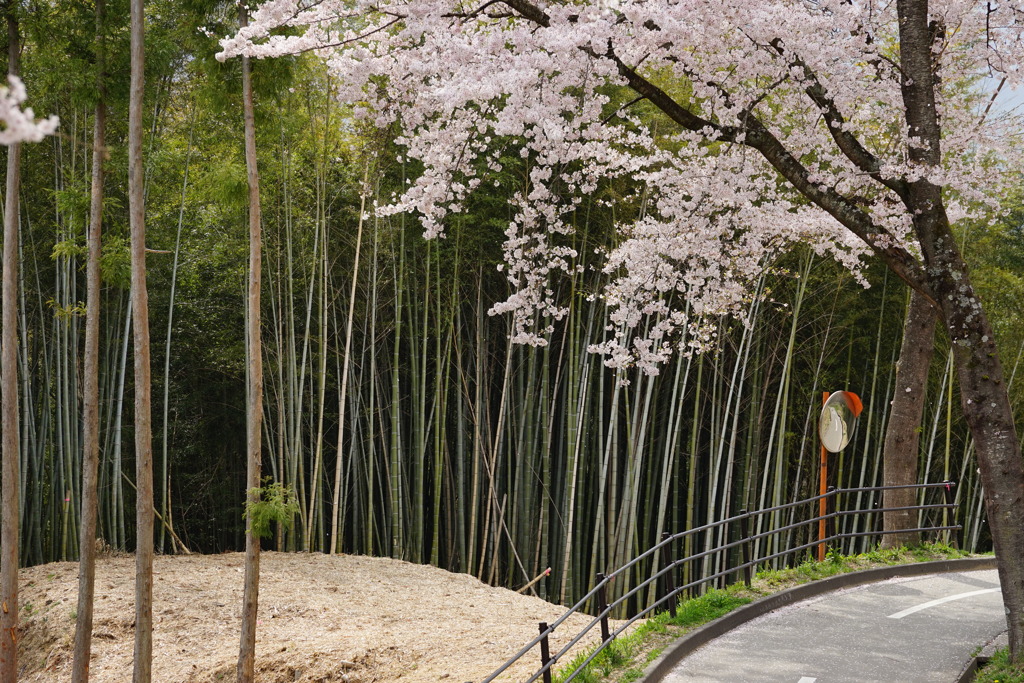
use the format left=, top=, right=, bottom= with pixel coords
left=765, top=38, right=911, bottom=202
left=498, top=0, right=929, bottom=297
left=442, top=0, right=506, bottom=20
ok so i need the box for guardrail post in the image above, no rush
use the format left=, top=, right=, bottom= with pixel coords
left=718, top=528, right=729, bottom=589
left=739, top=510, right=752, bottom=587
left=595, top=573, right=611, bottom=643
left=826, top=486, right=836, bottom=556
left=538, top=622, right=552, bottom=683
left=943, top=480, right=958, bottom=548
left=942, top=480, right=956, bottom=507
left=661, top=532, right=677, bottom=618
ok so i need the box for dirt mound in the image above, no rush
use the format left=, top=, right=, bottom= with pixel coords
left=17, top=552, right=621, bottom=681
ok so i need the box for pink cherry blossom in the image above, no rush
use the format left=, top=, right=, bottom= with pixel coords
left=0, top=76, right=58, bottom=145
left=219, top=0, right=1024, bottom=371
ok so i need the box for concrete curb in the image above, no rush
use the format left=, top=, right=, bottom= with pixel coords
left=955, top=629, right=1007, bottom=682
left=957, top=657, right=987, bottom=683
left=640, top=556, right=999, bottom=682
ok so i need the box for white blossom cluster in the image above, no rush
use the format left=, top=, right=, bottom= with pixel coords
left=0, top=76, right=58, bottom=145
left=219, top=0, right=1024, bottom=372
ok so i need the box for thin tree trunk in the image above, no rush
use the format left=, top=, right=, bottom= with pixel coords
left=411, top=239, right=429, bottom=562
left=300, top=219, right=322, bottom=549
left=848, top=273, right=889, bottom=552
left=389, top=222, right=405, bottom=560
left=306, top=214, right=326, bottom=551
left=0, top=4, right=21, bottom=677
left=238, top=4, right=264, bottom=678
left=159, top=105, right=195, bottom=555
left=921, top=356, right=950, bottom=509
left=129, top=0, right=155, bottom=673
left=72, top=0, right=106, bottom=675
left=466, top=272, right=483, bottom=574
left=757, top=254, right=809, bottom=563
left=682, top=355, right=703, bottom=589
left=111, top=298, right=131, bottom=550
left=558, top=288, right=595, bottom=603
left=365, top=208, right=380, bottom=555
left=880, top=288, right=936, bottom=548
left=329, top=160, right=368, bottom=555
left=17, top=232, right=35, bottom=564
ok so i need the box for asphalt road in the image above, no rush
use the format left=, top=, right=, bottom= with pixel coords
left=664, top=569, right=1005, bottom=682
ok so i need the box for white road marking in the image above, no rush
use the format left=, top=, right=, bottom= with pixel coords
left=797, top=678, right=817, bottom=682
left=887, top=587, right=1001, bottom=619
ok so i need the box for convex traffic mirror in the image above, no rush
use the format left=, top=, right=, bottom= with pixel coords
left=819, top=391, right=863, bottom=453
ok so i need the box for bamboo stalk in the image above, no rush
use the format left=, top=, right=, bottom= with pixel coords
left=330, top=159, right=370, bottom=554
left=158, top=103, right=196, bottom=554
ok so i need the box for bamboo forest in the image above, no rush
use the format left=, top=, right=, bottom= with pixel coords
left=2, top=0, right=1024, bottom=679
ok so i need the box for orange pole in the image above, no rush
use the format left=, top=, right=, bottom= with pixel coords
left=818, top=392, right=829, bottom=562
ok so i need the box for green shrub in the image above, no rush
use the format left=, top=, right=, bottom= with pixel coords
left=244, top=479, right=300, bottom=539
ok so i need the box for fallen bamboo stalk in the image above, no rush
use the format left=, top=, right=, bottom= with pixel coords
left=517, top=567, right=551, bottom=594
left=121, top=472, right=192, bottom=554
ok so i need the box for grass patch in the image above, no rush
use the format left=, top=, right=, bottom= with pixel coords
left=551, top=542, right=972, bottom=683
left=975, top=648, right=1024, bottom=683
left=553, top=587, right=752, bottom=683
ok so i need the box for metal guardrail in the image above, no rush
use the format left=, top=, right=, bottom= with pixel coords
left=478, top=481, right=959, bottom=683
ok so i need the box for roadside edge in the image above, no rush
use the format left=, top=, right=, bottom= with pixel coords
left=640, top=556, right=999, bottom=682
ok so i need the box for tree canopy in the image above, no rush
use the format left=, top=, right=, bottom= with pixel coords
left=219, top=0, right=1022, bottom=369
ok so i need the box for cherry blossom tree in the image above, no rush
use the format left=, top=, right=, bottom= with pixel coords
left=220, top=0, right=1024, bottom=658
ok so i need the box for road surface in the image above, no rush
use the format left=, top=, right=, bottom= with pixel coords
left=664, top=569, right=1004, bottom=682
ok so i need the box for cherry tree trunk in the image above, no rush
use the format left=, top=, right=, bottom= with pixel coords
left=237, top=5, right=263, bottom=680
left=129, top=0, right=155, bottom=677
left=897, top=0, right=1024, bottom=659
left=880, top=289, right=936, bottom=549
left=0, top=6, right=20, bottom=680
left=930, top=245, right=1024, bottom=657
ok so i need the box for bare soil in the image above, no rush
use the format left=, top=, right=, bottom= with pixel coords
left=18, top=552, right=623, bottom=682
